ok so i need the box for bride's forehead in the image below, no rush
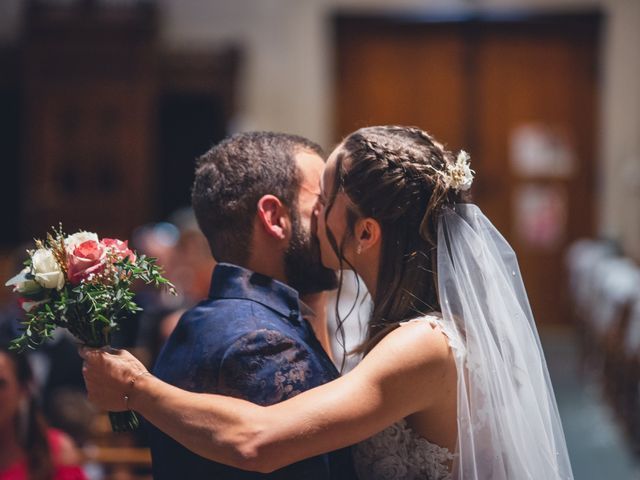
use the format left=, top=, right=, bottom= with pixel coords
left=322, top=146, right=349, bottom=186
left=321, top=157, right=335, bottom=188
left=326, top=141, right=347, bottom=165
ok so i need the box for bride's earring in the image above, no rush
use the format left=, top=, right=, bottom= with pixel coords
left=356, top=244, right=362, bottom=255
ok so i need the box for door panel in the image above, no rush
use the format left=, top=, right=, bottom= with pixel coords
left=475, top=27, right=598, bottom=325
left=336, top=21, right=467, bottom=151
left=334, top=15, right=599, bottom=324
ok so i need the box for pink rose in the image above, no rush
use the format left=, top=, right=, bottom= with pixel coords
left=67, top=240, right=107, bottom=285
left=101, top=238, right=136, bottom=263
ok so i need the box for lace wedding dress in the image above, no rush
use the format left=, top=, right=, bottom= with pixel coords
left=353, top=316, right=456, bottom=480
left=353, top=418, right=455, bottom=480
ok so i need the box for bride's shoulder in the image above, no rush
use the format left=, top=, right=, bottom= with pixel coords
left=399, top=313, right=444, bottom=328
left=369, top=314, right=453, bottom=369
left=359, top=314, right=456, bottom=409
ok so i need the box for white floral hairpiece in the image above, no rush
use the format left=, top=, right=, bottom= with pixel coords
left=440, top=150, right=475, bottom=192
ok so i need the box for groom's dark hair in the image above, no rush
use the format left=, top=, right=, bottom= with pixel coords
left=192, top=131, right=324, bottom=265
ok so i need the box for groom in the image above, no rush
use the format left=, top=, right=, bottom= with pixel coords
left=148, top=132, right=356, bottom=479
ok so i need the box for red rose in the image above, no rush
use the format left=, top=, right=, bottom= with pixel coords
left=101, top=238, right=136, bottom=263
left=67, top=240, right=107, bottom=285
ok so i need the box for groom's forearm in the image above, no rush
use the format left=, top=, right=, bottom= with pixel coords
left=129, top=374, right=270, bottom=472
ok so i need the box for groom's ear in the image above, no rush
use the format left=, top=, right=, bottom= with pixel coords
left=257, top=195, right=289, bottom=240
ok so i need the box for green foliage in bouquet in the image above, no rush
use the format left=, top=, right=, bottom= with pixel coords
left=13, top=254, right=174, bottom=350
left=6, top=226, right=177, bottom=431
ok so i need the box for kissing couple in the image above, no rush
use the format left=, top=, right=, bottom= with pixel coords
left=81, top=126, right=574, bottom=480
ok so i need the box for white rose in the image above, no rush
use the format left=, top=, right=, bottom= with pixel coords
left=64, top=231, right=99, bottom=252
left=5, top=267, right=42, bottom=294
left=31, top=248, right=65, bottom=290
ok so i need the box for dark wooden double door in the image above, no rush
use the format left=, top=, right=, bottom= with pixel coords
left=335, top=14, right=600, bottom=325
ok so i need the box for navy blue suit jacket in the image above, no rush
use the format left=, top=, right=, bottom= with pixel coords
left=148, top=263, right=356, bottom=479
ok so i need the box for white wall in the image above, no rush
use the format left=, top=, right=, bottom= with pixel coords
left=1, top=0, right=639, bottom=256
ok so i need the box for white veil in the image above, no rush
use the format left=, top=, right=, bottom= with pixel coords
left=436, top=204, right=573, bottom=480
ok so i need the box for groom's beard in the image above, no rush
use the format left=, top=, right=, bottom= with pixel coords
left=285, top=212, right=337, bottom=295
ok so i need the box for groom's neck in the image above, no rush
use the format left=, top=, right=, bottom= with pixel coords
left=244, top=223, right=289, bottom=287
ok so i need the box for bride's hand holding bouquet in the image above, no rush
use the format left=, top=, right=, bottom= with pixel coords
left=5, top=226, right=176, bottom=432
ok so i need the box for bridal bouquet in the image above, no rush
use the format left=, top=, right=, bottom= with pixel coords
left=5, top=227, right=176, bottom=432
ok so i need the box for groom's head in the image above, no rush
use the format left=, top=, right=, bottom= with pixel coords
left=192, top=131, right=337, bottom=294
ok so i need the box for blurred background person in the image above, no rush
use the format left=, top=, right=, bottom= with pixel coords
left=0, top=341, right=87, bottom=480
left=0, top=247, right=93, bottom=451
left=131, top=210, right=216, bottom=370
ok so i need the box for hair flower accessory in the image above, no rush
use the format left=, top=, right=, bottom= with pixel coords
left=444, top=150, right=475, bottom=192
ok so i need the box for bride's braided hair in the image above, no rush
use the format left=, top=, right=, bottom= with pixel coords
left=325, top=126, right=468, bottom=355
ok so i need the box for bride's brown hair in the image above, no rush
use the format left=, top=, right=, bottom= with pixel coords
left=324, top=126, right=469, bottom=358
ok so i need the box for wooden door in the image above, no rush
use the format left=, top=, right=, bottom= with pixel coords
left=335, top=14, right=600, bottom=324
left=474, top=20, right=598, bottom=325
left=335, top=20, right=468, bottom=151
left=22, top=4, right=158, bottom=240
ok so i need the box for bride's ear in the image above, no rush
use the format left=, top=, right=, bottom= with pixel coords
left=257, top=195, right=289, bottom=240
left=355, top=217, right=381, bottom=254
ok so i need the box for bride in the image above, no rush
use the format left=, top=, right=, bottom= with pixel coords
left=81, top=126, right=573, bottom=479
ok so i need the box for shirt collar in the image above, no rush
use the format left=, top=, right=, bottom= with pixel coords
left=208, top=263, right=303, bottom=321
